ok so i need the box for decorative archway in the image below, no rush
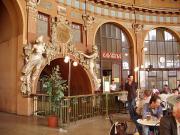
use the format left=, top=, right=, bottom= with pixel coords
left=38, top=58, right=92, bottom=96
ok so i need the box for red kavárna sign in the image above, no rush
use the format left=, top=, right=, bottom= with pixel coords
left=102, top=52, right=121, bottom=59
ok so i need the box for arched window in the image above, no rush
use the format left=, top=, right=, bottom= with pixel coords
left=95, top=23, right=132, bottom=89
left=142, top=27, right=180, bottom=89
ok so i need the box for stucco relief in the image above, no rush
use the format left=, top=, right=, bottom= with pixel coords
left=21, top=16, right=100, bottom=95
left=21, top=36, right=47, bottom=95
left=79, top=45, right=101, bottom=90
left=132, top=23, right=144, bottom=32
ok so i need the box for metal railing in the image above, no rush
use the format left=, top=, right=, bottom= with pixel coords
left=32, top=91, right=128, bottom=126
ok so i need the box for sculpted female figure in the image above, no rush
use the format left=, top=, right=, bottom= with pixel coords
left=21, top=36, right=47, bottom=94
left=80, top=45, right=100, bottom=90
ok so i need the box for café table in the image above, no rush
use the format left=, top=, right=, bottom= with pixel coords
left=137, top=119, right=160, bottom=135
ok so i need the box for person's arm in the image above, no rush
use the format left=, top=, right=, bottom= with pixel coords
left=142, top=103, right=148, bottom=119
left=160, top=117, right=171, bottom=135
left=158, top=106, right=163, bottom=119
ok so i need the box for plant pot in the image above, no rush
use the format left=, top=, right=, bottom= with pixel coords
left=48, top=115, right=58, bottom=128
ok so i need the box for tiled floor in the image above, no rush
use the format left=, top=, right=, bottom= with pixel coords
left=0, top=112, right=135, bottom=135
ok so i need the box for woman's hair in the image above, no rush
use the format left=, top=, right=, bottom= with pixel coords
left=144, top=90, right=152, bottom=97
left=149, top=95, right=161, bottom=104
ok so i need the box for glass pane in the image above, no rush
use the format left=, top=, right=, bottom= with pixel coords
left=112, top=39, right=116, bottom=52
left=107, top=38, right=112, bottom=52
left=37, top=13, right=49, bottom=37
left=177, top=71, right=180, bottom=80
left=166, top=55, right=174, bottom=68
left=158, top=55, right=165, bottom=68
left=149, top=71, right=156, bottom=77
left=101, top=37, right=107, bottom=51
left=163, top=80, right=168, bottom=86
left=116, top=40, right=121, bottom=53
left=163, top=71, right=168, bottom=80
left=165, top=31, right=173, bottom=41
left=144, top=41, right=149, bottom=55
left=173, top=36, right=177, bottom=41
left=173, top=42, right=180, bottom=54
left=169, top=77, right=176, bottom=89
left=116, top=27, right=121, bottom=39
left=145, top=71, right=149, bottom=89
left=121, top=32, right=126, bottom=43
left=156, top=71, right=162, bottom=89
left=156, top=29, right=164, bottom=41
left=111, top=25, right=116, bottom=38
left=106, top=24, right=111, bottom=37
left=168, top=71, right=176, bottom=77
left=148, top=77, right=156, bottom=89
left=72, top=23, right=82, bottom=44
left=140, top=71, right=146, bottom=88
left=150, top=55, right=157, bottom=68
left=112, top=64, right=119, bottom=78
left=165, top=42, right=173, bottom=54
left=174, top=55, right=180, bottom=68
left=149, top=29, right=156, bottom=40
left=157, top=42, right=165, bottom=54
left=150, top=41, right=157, bottom=54
left=144, top=55, right=150, bottom=68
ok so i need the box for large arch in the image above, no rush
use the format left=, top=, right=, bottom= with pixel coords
left=32, top=55, right=92, bottom=97
left=141, top=27, right=180, bottom=89
left=37, top=58, right=92, bottom=96
left=93, top=20, right=136, bottom=73
left=0, top=0, right=24, bottom=113
left=93, top=21, right=134, bottom=49
left=143, top=26, right=180, bottom=43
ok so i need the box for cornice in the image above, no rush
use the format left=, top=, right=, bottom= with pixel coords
left=89, top=0, right=180, bottom=15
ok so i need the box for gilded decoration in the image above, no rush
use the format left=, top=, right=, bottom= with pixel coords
left=21, top=16, right=100, bottom=95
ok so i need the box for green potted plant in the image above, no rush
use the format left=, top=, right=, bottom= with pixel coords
left=42, top=65, right=67, bottom=128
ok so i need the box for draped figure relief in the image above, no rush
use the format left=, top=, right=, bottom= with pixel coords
left=21, top=16, right=98, bottom=95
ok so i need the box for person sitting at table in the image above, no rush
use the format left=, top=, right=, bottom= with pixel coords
left=142, top=95, right=163, bottom=135
left=160, top=101, right=180, bottom=135
left=136, top=90, right=152, bottom=117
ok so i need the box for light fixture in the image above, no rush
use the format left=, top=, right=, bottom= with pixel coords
left=143, top=47, right=148, bottom=52
left=64, top=56, right=70, bottom=63
left=125, top=53, right=128, bottom=56
left=73, top=61, right=78, bottom=67
left=134, top=67, right=139, bottom=72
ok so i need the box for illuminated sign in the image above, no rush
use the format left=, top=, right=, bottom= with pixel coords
left=102, top=52, right=121, bottom=59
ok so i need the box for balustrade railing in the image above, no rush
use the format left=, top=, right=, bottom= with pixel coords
left=31, top=91, right=128, bottom=126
